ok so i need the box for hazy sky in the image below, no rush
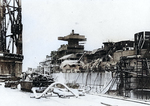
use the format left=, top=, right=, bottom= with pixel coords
left=22, top=0, right=150, bottom=71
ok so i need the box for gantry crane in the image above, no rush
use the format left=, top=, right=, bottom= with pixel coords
left=0, top=0, right=23, bottom=79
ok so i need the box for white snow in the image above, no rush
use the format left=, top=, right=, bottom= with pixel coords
left=60, top=60, right=79, bottom=69
left=58, top=54, right=75, bottom=60
left=0, top=82, right=150, bottom=106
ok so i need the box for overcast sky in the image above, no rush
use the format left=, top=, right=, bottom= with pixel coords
left=22, top=0, right=150, bottom=71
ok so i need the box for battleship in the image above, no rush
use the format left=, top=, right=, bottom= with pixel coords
left=29, top=30, right=150, bottom=100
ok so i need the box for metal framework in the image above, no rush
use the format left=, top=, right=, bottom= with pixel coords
left=0, top=0, right=23, bottom=79
left=116, top=56, right=150, bottom=99
left=0, top=0, right=22, bottom=54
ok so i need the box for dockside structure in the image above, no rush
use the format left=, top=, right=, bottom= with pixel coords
left=0, top=0, right=23, bottom=79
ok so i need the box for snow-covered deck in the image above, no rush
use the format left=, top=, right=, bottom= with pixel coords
left=0, top=83, right=150, bottom=106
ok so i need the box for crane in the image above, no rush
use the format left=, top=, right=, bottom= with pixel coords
left=0, top=0, right=23, bottom=79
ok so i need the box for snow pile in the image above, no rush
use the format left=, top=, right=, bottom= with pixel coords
left=0, top=82, right=150, bottom=106
left=60, top=60, right=79, bottom=69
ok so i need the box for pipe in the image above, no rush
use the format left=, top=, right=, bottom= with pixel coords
left=32, top=82, right=78, bottom=99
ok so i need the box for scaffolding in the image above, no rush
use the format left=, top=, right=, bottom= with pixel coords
left=116, top=56, right=150, bottom=99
